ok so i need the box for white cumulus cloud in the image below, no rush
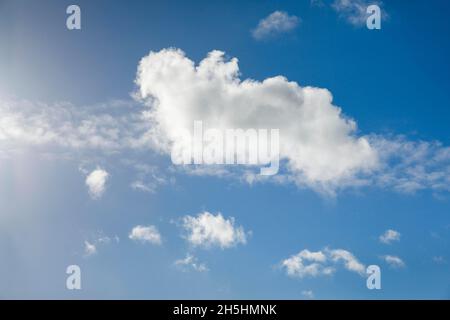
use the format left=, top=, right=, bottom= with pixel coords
left=129, top=225, right=162, bottom=245
left=281, top=247, right=365, bottom=278
left=252, top=11, right=299, bottom=40
left=2, top=49, right=450, bottom=197
left=382, top=255, right=405, bottom=268
left=182, top=211, right=247, bottom=249
left=281, top=249, right=334, bottom=278
left=85, top=168, right=109, bottom=199
left=379, top=229, right=401, bottom=244
left=135, top=48, right=379, bottom=195
left=327, top=248, right=366, bottom=275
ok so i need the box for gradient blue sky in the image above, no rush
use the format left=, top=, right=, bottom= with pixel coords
left=0, top=0, right=449, bottom=299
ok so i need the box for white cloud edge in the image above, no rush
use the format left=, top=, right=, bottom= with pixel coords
left=1, top=49, right=449, bottom=197
left=85, top=167, right=109, bottom=199
left=174, top=253, right=209, bottom=272
left=379, top=229, right=401, bottom=244
left=252, top=11, right=300, bottom=40
left=129, top=225, right=162, bottom=245
left=181, top=211, right=248, bottom=249
left=281, top=247, right=366, bottom=278
left=381, top=255, right=405, bottom=268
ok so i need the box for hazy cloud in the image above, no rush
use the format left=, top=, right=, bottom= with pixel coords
left=252, top=11, right=299, bottom=40
left=382, top=255, right=405, bottom=268
left=379, top=229, right=401, bottom=244
left=174, top=254, right=208, bottom=272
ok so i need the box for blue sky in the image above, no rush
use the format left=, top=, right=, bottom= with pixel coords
left=0, top=0, right=449, bottom=299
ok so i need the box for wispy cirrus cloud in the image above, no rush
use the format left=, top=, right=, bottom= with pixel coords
left=332, top=0, right=379, bottom=26
left=371, top=137, right=450, bottom=194
left=174, top=254, right=208, bottom=272
left=128, top=162, right=174, bottom=194
left=0, top=98, right=149, bottom=152
left=311, top=0, right=387, bottom=27
left=83, top=232, right=119, bottom=257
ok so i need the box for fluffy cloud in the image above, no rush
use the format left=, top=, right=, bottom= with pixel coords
left=379, top=229, right=401, bottom=244
left=328, top=248, right=365, bottom=275
left=181, top=211, right=247, bottom=249
left=174, top=254, right=208, bottom=272
left=134, top=48, right=450, bottom=196
left=2, top=49, right=450, bottom=197
left=135, top=48, right=379, bottom=195
left=281, top=249, right=334, bottom=278
left=85, top=168, right=109, bottom=199
left=331, top=0, right=386, bottom=26
left=382, top=255, right=405, bottom=268
left=281, top=248, right=365, bottom=278
left=129, top=225, right=162, bottom=245
left=252, top=11, right=299, bottom=40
